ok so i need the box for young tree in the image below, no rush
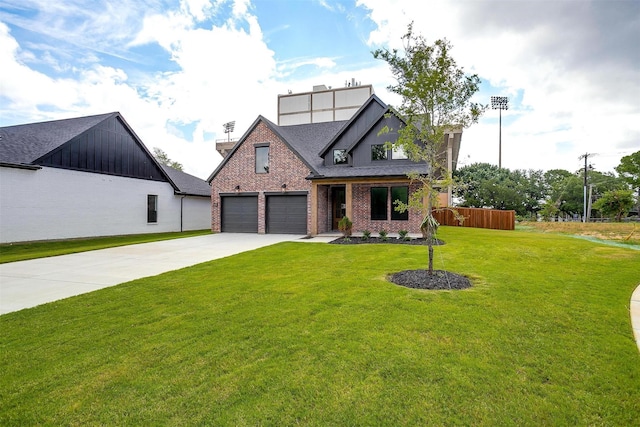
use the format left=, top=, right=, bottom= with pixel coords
left=373, top=24, right=485, bottom=274
left=153, top=147, right=184, bottom=171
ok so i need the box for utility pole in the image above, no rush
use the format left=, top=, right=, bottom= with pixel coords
left=578, top=152, right=596, bottom=222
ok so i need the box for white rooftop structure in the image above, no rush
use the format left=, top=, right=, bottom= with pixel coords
left=277, top=79, right=374, bottom=126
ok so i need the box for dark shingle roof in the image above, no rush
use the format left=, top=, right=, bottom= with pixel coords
left=0, top=113, right=116, bottom=164
left=273, top=120, right=428, bottom=179
left=160, top=165, right=211, bottom=197
left=274, top=120, right=348, bottom=174
left=207, top=95, right=430, bottom=182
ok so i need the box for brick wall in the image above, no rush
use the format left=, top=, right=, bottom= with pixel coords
left=351, top=182, right=424, bottom=234
left=210, top=121, right=312, bottom=233
left=317, top=185, right=329, bottom=234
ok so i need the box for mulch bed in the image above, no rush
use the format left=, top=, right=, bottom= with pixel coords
left=329, top=236, right=471, bottom=290
left=388, top=269, right=472, bottom=290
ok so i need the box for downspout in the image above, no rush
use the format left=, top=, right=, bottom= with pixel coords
left=180, top=195, right=186, bottom=232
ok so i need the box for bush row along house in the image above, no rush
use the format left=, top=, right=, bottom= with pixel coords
left=208, top=85, right=462, bottom=236
left=0, top=112, right=211, bottom=243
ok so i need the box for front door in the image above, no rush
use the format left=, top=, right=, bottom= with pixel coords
left=331, top=187, right=346, bottom=231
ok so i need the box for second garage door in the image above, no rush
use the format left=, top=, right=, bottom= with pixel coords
left=221, top=195, right=258, bottom=233
left=266, top=195, right=307, bottom=234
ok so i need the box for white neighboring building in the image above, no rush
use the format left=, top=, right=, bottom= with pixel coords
left=277, top=81, right=374, bottom=126
left=0, top=112, right=211, bottom=243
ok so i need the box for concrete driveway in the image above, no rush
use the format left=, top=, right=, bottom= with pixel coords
left=1, top=233, right=333, bottom=315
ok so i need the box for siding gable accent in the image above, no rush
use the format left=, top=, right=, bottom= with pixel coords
left=0, top=112, right=182, bottom=192
left=317, top=94, right=389, bottom=158
left=36, top=115, right=167, bottom=182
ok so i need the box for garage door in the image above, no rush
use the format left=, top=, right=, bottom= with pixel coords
left=266, top=195, right=307, bottom=234
left=221, top=196, right=258, bottom=233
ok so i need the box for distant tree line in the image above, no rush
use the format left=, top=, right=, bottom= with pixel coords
left=453, top=150, right=640, bottom=221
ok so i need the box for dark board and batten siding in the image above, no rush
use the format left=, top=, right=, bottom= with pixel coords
left=36, top=116, right=166, bottom=181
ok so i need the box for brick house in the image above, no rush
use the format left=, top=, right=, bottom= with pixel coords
left=207, top=94, right=461, bottom=235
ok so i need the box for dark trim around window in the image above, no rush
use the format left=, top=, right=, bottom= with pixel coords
left=333, top=149, right=348, bottom=165
left=147, top=194, right=158, bottom=223
left=371, top=144, right=388, bottom=161
left=255, top=145, right=269, bottom=174
left=370, top=187, right=388, bottom=220
left=391, top=186, right=409, bottom=220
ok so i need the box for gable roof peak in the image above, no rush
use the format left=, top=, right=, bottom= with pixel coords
left=0, top=112, right=120, bottom=165
left=317, top=93, right=393, bottom=158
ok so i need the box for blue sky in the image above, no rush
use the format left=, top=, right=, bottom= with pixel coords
left=1, top=0, right=638, bottom=179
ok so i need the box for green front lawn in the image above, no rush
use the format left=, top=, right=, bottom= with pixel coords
left=1, top=227, right=639, bottom=425
left=0, top=230, right=212, bottom=264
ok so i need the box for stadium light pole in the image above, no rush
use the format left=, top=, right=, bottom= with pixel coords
left=491, top=96, right=509, bottom=168
left=223, top=121, right=235, bottom=142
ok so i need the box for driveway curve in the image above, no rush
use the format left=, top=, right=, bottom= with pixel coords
left=1, top=233, right=331, bottom=315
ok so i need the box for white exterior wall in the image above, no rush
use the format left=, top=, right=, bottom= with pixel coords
left=335, top=86, right=371, bottom=108
left=0, top=166, right=210, bottom=243
left=180, top=196, right=212, bottom=231
left=279, top=112, right=311, bottom=126
left=279, top=94, right=310, bottom=113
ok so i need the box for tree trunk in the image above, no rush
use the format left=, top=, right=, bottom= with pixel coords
left=426, top=197, right=434, bottom=275
left=428, top=242, right=434, bottom=274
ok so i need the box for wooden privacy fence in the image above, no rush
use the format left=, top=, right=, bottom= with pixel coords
left=432, top=207, right=515, bottom=231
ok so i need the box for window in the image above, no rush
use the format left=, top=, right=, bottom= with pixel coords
left=371, top=144, right=387, bottom=161
left=370, top=187, right=388, bottom=220
left=147, top=194, right=158, bottom=223
left=255, top=145, right=269, bottom=173
left=370, top=186, right=409, bottom=221
left=391, top=187, right=409, bottom=220
left=392, top=145, right=408, bottom=160
left=333, top=149, right=347, bottom=165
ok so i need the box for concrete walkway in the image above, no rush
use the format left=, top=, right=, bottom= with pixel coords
left=0, top=233, right=334, bottom=315
left=631, top=285, right=640, bottom=353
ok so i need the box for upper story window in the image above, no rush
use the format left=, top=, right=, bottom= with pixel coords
left=392, top=145, right=408, bottom=160
left=255, top=145, right=269, bottom=173
left=371, top=144, right=387, bottom=161
left=333, top=149, right=348, bottom=165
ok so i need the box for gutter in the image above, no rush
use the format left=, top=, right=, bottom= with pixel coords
left=0, top=162, right=42, bottom=171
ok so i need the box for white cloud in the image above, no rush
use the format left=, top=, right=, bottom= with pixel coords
left=354, top=0, right=640, bottom=173
left=0, top=0, right=284, bottom=179
left=1, top=0, right=637, bottom=180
